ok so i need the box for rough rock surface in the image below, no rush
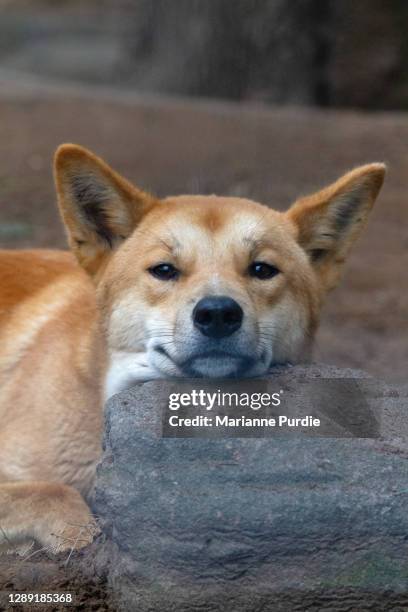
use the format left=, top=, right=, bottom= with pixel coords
left=89, top=364, right=408, bottom=611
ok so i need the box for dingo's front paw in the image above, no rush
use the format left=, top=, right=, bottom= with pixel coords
left=105, top=350, right=162, bottom=400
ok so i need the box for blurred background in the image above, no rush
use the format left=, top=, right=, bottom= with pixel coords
left=0, top=0, right=406, bottom=384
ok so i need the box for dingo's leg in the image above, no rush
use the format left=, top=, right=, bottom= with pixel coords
left=0, top=481, right=98, bottom=553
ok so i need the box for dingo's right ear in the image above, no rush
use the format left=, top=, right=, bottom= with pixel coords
left=54, top=144, right=157, bottom=276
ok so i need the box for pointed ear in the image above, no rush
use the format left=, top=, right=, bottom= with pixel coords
left=287, top=163, right=386, bottom=291
left=54, top=144, right=157, bottom=275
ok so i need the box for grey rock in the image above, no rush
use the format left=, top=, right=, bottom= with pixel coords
left=90, top=364, right=408, bottom=611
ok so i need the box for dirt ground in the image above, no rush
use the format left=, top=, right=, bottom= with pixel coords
left=1, top=548, right=408, bottom=612
left=0, top=549, right=110, bottom=611
left=0, top=78, right=406, bottom=385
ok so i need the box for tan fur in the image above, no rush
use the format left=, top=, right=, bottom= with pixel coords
left=0, top=145, right=385, bottom=552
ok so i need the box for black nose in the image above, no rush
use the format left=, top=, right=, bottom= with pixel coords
left=193, top=296, right=243, bottom=339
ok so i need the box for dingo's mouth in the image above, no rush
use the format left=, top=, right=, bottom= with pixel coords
left=154, top=345, right=258, bottom=377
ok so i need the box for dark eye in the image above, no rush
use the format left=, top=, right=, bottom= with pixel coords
left=148, top=263, right=179, bottom=281
left=248, top=261, right=280, bottom=280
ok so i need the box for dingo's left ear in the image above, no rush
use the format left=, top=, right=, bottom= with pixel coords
left=287, top=163, right=386, bottom=291
left=55, top=144, right=157, bottom=275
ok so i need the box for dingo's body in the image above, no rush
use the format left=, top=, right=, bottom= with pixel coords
left=0, top=145, right=385, bottom=552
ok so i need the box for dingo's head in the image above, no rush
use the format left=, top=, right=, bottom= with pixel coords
left=55, top=145, right=385, bottom=378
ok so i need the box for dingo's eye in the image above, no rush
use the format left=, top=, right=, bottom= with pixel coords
left=149, top=263, right=179, bottom=280
left=248, top=262, right=280, bottom=280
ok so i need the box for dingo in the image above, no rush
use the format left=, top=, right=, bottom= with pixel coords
left=0, top=144, right=385, bottom=552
